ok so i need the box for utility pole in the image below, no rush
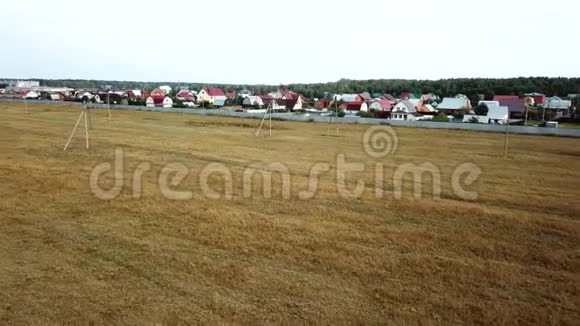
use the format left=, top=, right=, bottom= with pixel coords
left=503, top=122, right=510, bottom=160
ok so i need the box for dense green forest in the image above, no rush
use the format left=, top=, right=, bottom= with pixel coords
left=32, top=77, right=580, bottom=101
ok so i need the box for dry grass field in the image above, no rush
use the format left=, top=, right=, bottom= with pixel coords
left=0, top=103, right=579, bottom=324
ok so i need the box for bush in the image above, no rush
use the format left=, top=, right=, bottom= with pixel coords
left=198, top=101, right=214, bottom=109
left=129, top=98, right=145, bottom=106
left=173, top=99, right=186, bottom=108
left=475, top=103, right=488, bottom=115
left=337, top=109, right=346, bottom=118
left=453, top=109, right=466, bottom=120
left=433, top=112, right=449, bottom=122
left=356, top=111, right=374, bottom=118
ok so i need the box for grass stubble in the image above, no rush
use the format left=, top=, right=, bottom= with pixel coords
left=0, top=103, right=578, bottom=324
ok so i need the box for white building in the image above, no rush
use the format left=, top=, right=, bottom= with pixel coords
left=16, top=80, right=40, bottom=88
left=162, top=97, right=174, bottom=108
left=159, top=85, right=172, bottom=95
left=463, top=104, right=509, bottom=124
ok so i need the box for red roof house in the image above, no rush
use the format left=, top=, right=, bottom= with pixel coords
left=359, top=92, right=372, bottom=102
left=151, top=88, right=166, bottom=105
left=206, top=88, right=226, bottom=97
left=177, top=90, right=195, bottom=102
left=524, top=92, right=545, bottom=105
left=493, top=95, right=519, bottom=101
left=315, top=99, right=333, bottom=109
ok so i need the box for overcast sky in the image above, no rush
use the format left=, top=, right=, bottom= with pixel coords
left=0, top=0, right=578, bottom=84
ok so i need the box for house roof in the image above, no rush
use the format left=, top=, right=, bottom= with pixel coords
left=359, top=92, right=372, bottom=101
left=399, top=92, right=411, bottom=99
left=151, top=88, right=165, bottom=99
left=524, top=92, right=545, bottom=97
left=226, top=91, right=236, bottom=99
left=370, top=99, right=392, bottom=111
left=340, top=94, right=360, bottom=102
left=478, top=100, right=500, bottom=107
left=206, top=88, right=226, bottom=97
left=544, top=97, right=572, bottom=109
left=393, top=100, right=417, bottom=113
left=423, top=104, right=436, bottom=113
left=487, top=104, right=509, bottom=120
left=493, top=95, right=519, bottom=101
left=383, top=94, right=397, bottom=102
left=259, top=95, right=274, bottom=103
left=345, top=103, right=365, bottom=111
left=438, top=97, right=469, bottom=110
left=498, top=98, right=525, bottom=113
left=214, top=98, right=227, bottom=106
left=130, top=90, right=142, bottom=97
left=177, top=90, right=193, bottom=96
left=177, top=90, right=195, bottom=101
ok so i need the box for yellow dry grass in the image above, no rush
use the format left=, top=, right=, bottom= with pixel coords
left=0, top=103, right=579, bottom=324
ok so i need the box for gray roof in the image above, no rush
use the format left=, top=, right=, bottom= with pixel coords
left=393, top=100, right=417, bottom=113
left=487, top=105, right=509, bottom=120
left=438, top=97, right=469, bottom=110
left=498, top=98, right=525, bottom=113
left=339, top=94, right=359, bottom=102
left=214, top=98, right=227, bottom=107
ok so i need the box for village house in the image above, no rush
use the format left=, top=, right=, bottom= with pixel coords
left=399, top=92, right=421, bottom=100
left=391, top=100, right=423, bottom=121
left=176, top=90, right=195, bottom=102
left=226, top=90, right=236, bottom=99
left=276, top=89, right=309, bottom=109
left=73, top=90, right=95, bottom=102
left=197, top=88, right=227, bottom=106
left=22, top=90, right=40, bottom=99
left=314, top=98, right=333, bottom=109
left=359, top=92, right=372, bottom=103
left=49, top=93, right=65, bottom=101
left=369, top=99, right=392, bottom=112
left=95, top=93, right=123, bottom=104
left=242, top=96, right=266, bottom=108
left=381, top=94, right=397, bottom=105
left=340, top=102, right=369, bottom=112
left=496, top=98, right=526, bottom=119
left=524, top=92, right=546, bottom=105
left=162, top=97, right=174, bottom=108
left=128, top=90, right=143, bottom=100
left=463, top=104, right=509, bottom=124
left=150, top=88, right=166, bottom=106
left=159, top=85, right=172, bottom=95
left=437, top=97, right=472, bottom=113
left=336, top=94, right=363, bottom=103
left=493, top=95, right=519, bottom=101
left=544, top=97, right=572, bottom=116
left=369, top=99, right=393, bottom=119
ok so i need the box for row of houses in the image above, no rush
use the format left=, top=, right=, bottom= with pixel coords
left=312, top=92, right=576, bottom=123
left=6, top=82, right=577, bottom=123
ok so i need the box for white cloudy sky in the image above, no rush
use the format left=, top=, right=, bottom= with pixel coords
left=0, top=0, right=578, bottom=84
